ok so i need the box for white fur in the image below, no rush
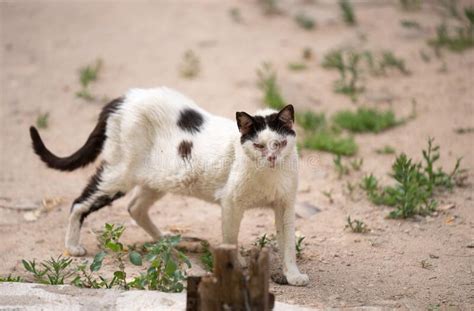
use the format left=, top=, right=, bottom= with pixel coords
left=67, top=87, right=308, bottom=286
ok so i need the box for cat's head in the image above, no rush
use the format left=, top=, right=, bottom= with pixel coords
left=236, top=105, right=296, bottom=168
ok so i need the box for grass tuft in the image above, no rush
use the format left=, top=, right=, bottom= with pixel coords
left=179, top=50, right=200, bottom=79
left=375, top=145, right=396, bottom=155
left=345, top=216, right=369, bottom=233
left=339, top=0, right=356, bottom=26
left=288, top=62, right=307, bottom=71
left=76, top=59, right=102, bottom=101
left=333, top=107, right=402, bottom=133
left=303, top=131, right=357, bottom=156
left=322, top=49, right=364, bottom=101
left=294, top=12, right=316, bottom=30
left=257, top=63, right=286, bottom=110
left=399, top=0, right=421, bottom=11
left=200, top=241, right=213, bottom=272
left=36, top=112, right=49, bottom=129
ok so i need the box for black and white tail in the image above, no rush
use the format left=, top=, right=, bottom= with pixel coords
left=29, top=97, right=123, bottom=172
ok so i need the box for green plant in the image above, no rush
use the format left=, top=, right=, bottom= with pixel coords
left=379, top=51, right=410, bottom=75
left=295, top=234, right=305, bottom=258
left=258, top=0, right=282, bottom=15
left=129, top=236, right=190, bottom=292
left=429, top=6, right=474, bottom=52
left=200, top=241, right=213, bottom=272
left=255, top=233, right=271, bottom=249
left=454, top=127, right=474, bottom=134
left=376, top=145, right=396, bottom=154
left=294, top=12, right=315, bottom=30
left=346, top=216, right=369, bottom=233
left=302, top=47, right=313, bottom=60
left=350, top=158, right=363, bottom=171
left=322, top=190, right=334, bottom=204
left=288, top=62, right=307, bottom=71
left=345, top=181, right=356, bottom=199
left=361, top=138, right=464, bottom=218
left=76, top=59, right=102, bottom=101
left=322, top=49, right=364, bottom=101
left=0, top=275, right=22, bottom=282
left=22, top=256, right=75, bottom=285
left=333, top=107, right=401, bottom=133
left=295, top=111, right=326, bottom=131
left=399, top=0, right=421, bottom=11
left=437, top=0, right=461, bottom=19
left=257, top=63, right=286, bottom=110
left=96, top=223, right=131, bottom=289
left=302, top=131, right=357, bottom=156
left=179, top=50, right=200, bottom=78
left=339, top=0, right=356, bottom=26
left=36, top=112, right=49, bottom=129
left=334, top=155, right=350, bottom=178
left=401, top=19, right=422, bottom=29
left=229, top=7, right=242, bottom=23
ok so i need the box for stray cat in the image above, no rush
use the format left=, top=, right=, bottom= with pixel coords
left=29, top=87, right=309, bottom=286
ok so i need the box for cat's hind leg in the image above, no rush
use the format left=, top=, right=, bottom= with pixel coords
left=127, top=186, right=164, bottom=240
left=66, top=163, right=125, bottom=256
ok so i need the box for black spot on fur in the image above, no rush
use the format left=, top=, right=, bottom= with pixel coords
left=178, top=140, right=193, bottom=161
left=177, top=109, right=204, bottom=134
left=80, top=192, right=124, bottom=226
left=71, top=163, right=125, bottom=226
left=30, top=97, right=123, bottom=172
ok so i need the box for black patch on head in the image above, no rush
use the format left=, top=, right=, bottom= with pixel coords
left=236, top=105, right=295, bottom=144
left=264, top=113, right=295, bottom=136
left=178, top=140, right=193, bottom=161
left=238, top=115, right=266, bottom=144
left=177, top=109, right=204, bottom=134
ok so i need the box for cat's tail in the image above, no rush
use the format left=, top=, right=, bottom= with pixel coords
left=29, top=97, right=123, bottom=172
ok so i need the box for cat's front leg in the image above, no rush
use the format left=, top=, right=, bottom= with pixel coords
left=274, top=203, right=309, bottom=286
left=221, top=199, right=246, bottom=267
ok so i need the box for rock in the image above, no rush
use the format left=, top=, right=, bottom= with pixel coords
left=438, top=203, right=455, bottom=212
left=295, top=202, right=321, bottom=219
left=0, top=198, right=40, bottom=211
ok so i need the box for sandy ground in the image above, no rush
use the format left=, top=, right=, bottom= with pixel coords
left=1, top=0, right=473, bottom=309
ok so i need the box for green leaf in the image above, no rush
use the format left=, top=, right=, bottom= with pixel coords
left=90, top=251, right=106, bottom=272
left=114, top=271, right=126, bottom=280
left=165, top=259, right=178, bottom=276
left=106, top=241, right=123, bottom=252
left=22, top=260, right=33, bottom=273
left=129, top=251, right=143, bottom=266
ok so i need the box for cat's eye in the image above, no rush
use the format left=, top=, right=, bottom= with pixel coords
left=253, top=143, right=265, bottom=149
left=281, top=140, right=287, bottom=147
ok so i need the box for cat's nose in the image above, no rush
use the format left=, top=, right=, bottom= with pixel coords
left=267, top=155, right=276, bottom=162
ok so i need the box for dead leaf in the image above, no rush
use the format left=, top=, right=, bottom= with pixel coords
left=42, top=197, right=64, bottom=211
left=438, top=203, right=455, bottom=212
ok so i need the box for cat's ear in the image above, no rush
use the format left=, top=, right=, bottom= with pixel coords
left=236, top=112, right=254, bottom=135
left=278, top=105, right=294, bottom=129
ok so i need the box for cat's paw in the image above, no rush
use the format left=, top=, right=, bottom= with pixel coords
left=286, top=273, right=309, bottom=286
left=66, top=245, right=87, bottom=257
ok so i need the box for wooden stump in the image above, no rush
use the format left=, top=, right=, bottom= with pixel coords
left=186, top=244, right=274, bottom=311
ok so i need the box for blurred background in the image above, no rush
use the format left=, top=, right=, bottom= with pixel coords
left=1, top=0, right=473, bottom=309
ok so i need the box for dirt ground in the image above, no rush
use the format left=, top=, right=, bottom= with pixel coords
left=1, top=0, right=473, bottom=309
